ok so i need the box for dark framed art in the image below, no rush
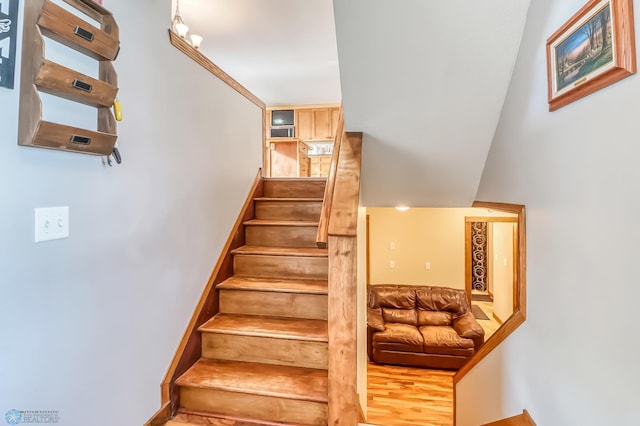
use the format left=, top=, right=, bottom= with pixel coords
left=0, top=0, right=19, bottom=89
left=546, top=0, right=636, bottom=111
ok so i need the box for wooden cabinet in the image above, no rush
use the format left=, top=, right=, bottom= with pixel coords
left=269, top=139, right=310, bottom=177
left=296, top=109, right=314, bottom=140
left=310, top=155, right=332, bottom=178
left=295, top=107, right=340, bottom=141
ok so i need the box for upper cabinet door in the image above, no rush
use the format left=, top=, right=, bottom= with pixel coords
left=330, top=108, right=340, bottom=139
left=296, top=109, right=313, bottom=140
left=312, top=109, right=331, bottom=140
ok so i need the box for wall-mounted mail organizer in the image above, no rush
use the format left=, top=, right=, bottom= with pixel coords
left=18, top=0, right=120, bottom=156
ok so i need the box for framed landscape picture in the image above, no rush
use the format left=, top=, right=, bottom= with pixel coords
left=546, top=0, right=636, bottom=111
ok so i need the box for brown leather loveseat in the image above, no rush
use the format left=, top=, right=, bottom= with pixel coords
left=367, top=285, right=485, bottom=370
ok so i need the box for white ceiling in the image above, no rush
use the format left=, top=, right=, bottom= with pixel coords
left=178, top=0, right=531, bottom=207
left=179, top=0, right=342, bottom=106
left=334, top=0, right=531, bottom=207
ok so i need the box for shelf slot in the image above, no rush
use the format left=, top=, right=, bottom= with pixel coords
left=31, top=121, right=117, bottom=155
left=35, top=60, right=118, bottom=107
left=38, top=0, right=119, bottom=61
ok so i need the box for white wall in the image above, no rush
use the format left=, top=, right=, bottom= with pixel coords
left=457, top=0, right=640, bottom=425
left=490, top=222, right=514, bottom=322
left=0, top=1, right=263, bottom=425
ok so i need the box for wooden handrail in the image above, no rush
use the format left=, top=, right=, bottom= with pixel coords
left=316, top=109, right=345, bottom=248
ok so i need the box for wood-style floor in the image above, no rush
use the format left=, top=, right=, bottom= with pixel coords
left=367, top=362, right=455, bottom=426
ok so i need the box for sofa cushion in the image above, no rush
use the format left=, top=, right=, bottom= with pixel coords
left=416, top=287, right=469, bottom=315
left=418, top=310, right=453, bottom=326
left=369, top=286, right=416, bottom=309
left=372, top=323, right=424, bottom=353
left=367, top=307, right=386, bottom=331
left=419, top=325, right=475, bottom=357
left=382, top=308, right=417, bottom=325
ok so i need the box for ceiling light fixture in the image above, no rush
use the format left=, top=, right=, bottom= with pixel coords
left=190, top=34, right=203, bottom=49
left=395, top=206, right=410, bottom=212
left=171, top=0, right=203, bottom=49
left=171, top=0, right=189, bottom=38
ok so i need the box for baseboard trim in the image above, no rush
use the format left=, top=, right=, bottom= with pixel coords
left=358, top=397, right=367, bottom=423
left=481, top=409, right=536, bottom=426
left=143, top=402, right=170, bottom=426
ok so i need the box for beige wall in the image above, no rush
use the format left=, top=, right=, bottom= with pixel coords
left=489, top=222, right=514, bottom=322
left=367, top=208, right=515, bottom=289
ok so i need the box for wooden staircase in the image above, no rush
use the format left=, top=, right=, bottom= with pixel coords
left=166, top=178, right=330, bottom=426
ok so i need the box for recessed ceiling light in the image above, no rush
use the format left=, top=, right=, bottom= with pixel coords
left=395, top=206, right=410, bottom=212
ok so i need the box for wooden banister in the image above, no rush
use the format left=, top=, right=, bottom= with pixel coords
left=324, top=123, right=363, bottom=425
left=316, top=110, right=345, bottom=248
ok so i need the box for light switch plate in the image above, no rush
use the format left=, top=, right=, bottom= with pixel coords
left=35, top=207, right=69, bottom=242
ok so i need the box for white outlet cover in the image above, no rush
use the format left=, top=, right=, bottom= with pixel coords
left=35, top=207, right=69, bottom=242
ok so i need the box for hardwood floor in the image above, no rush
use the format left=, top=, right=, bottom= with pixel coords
left=367, top=362, right=455, bottom=426
left=365, top=302, right=500, bottom=426
left=474, top=300, right=500, bottom=339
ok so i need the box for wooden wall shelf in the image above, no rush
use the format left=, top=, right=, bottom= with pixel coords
left=38, top=1, right=119, bottom=61
left=35, top=60, right=118, bottom=108
left=18, top=0, right=120, bottom=156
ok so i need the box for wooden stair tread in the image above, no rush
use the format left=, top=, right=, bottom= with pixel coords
left=263, top=178, right=327, bottom=182
left=199, top=314, right=328, bottom=342
left=169, top=411, right=292, bottom=425
left=231, top=245, right=328, bottom=257
left=217, top=277, right=328, bottom=294
left=244, top=219, right=319, bottom=227
left=175, top=359, right=328, bottom=403
left=253, top=197, right=323, bottom=202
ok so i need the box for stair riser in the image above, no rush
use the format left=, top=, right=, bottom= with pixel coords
left=255, top=200, right=322, bottom=221
left=202, top=333, right=328, bottom=370
left=219, top=290, right=328, bottom=320
left=245, top=225, right=318, bottom=248
left=263, top=180, right=326, bottom=199
left=234, top=255, right=328, bottom=280
left=180, top=387, right=328, bottom=425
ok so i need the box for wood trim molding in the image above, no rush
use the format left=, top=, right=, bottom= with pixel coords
left=168, top=30, right=265, bottom=110
left=266, top=103, right=341, bottom=110
left=465, top=216, right=517, bottom=222
left=157, top=170, right=264, bottom=414
left=143, top=402, right=171, bottom=426
left=481, top=409, right=537, bottom=426
left=455, top=201, right=526, bottom=382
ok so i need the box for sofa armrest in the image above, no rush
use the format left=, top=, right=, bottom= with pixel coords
left=367, top=307, right=386, bottom=331
left=453, top=313, right=485, bottom=348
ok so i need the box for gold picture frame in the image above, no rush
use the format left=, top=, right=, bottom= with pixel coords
left=546, top=0, right=636, bottom=111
